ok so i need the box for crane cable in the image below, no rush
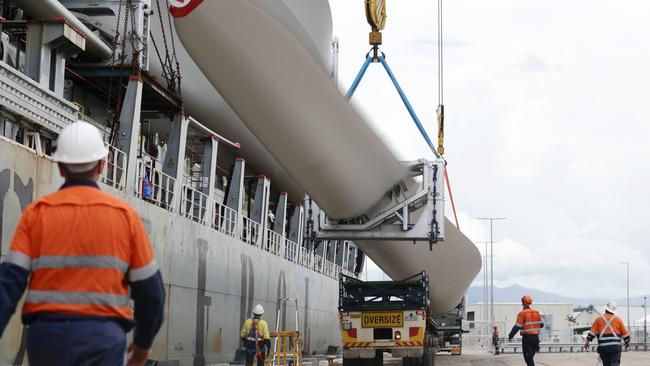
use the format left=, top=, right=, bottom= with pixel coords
left=436, top=0, right=460, bottom=229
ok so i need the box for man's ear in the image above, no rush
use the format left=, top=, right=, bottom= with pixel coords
left=96, top=160, right=105, bottom=175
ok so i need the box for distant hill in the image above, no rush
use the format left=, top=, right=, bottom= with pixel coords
left=467, top=284, right=650, bottom=307
left=467, top=284, right=608, bottom=306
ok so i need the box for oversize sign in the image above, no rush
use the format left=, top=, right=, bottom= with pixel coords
left=361, top=312, right=403, bottom=328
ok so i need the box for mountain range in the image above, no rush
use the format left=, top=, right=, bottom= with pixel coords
left=467, top=284, right=650, bottom=307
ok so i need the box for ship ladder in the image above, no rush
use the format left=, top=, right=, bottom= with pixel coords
left=268, top=298, right=302, bottom=366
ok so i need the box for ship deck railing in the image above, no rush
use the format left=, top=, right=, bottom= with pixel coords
left=241, top=215, right=263, bottom=246
left=101, top=146, right=127, bottom=191
left=181, top=183, right=209, bottom=225
left=213, top=201, right=239, bottom=237
left=135, top=152, right=176, bottom=212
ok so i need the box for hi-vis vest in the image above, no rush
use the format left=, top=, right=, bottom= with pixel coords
left=515, top=308, right=543, bottom=335
left=240, top=318, right=270, bottom=341
left=6, top=185, right=158, bottom=320
left=589, top=314, right=629, bottom=348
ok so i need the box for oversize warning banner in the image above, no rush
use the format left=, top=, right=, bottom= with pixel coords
left=361, top=312, right=403, bottom=328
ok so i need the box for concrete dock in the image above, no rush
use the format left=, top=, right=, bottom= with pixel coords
left=381, top=351, right=650, bottom=366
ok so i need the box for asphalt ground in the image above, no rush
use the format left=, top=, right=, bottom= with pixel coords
left=381, top=350, right=650, bottom=366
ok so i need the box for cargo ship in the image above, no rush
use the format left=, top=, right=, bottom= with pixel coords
left=0, top=1, right=481, bottom=364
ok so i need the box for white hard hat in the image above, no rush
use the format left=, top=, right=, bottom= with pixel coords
left=604, top=301, right=618, bottom=314
left=253, top=304, right=264, bottom=315
left=53, top=120, right=108, bottom=166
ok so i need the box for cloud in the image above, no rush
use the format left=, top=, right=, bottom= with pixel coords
left=331, top=0, right=650, bottom=300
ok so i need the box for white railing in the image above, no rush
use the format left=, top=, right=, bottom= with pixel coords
left=265, top=229, right=283, bottom=255
left=135, top=154, right=175, bottom=211
left=313, top=255, right=324, bottom=274
left=213, top=201, right=238, bottom=237
left=284, top=239, right=299, bottom=263
left=101, top=146, right=127, bottom=191
left=241, top=216, right=262, bottom=246
left=181, top=184, right=209, bottom=224
left=298, top=247, right=315, bottom=270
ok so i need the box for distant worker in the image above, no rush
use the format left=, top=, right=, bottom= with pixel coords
left=508, top=295, right=544, bottom=366
left=0, top=121, right=165, bottom=366
left=492, top=325, right=500, bottom=355
left=584, top=302, right=630, bottom=366
left=241, top=304, right=272, bottom=366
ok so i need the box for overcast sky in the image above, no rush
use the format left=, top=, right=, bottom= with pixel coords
left=329, top=0, right=650, bottom=301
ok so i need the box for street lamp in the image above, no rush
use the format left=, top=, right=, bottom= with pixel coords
left=643, top=296, right=648, bottom=351
left=617, top=262, right=630, bottom=334
left=477, top=217, right=506, bottom=333
left=476, top=241, right=491, bottom=323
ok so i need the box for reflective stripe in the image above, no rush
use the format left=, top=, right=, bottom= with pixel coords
left=520, top=329, right=540, bottom=334
left=6, top=250, right=31, bottom=271
left=523, top=321, right=543, bottom=326
left=128, top=259, right=158, bottom=282
left=598, top=341, right=622, bottom=347
left=599, top=315, right=621, bottom=340
left=27, top=290, right=130, bottom=307
left=32, top=255, right=128, bottom=273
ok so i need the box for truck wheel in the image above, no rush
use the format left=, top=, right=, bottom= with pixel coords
left=343, top=358, right=357, bottom=366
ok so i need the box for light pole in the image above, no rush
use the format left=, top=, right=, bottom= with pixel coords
left=618, top=261, right=630, bottom=334
left=477, top=217, right=506, bottom=333
left=643, top=296, right=648, bottom=351
left=476, top=241, right=490, bottom=323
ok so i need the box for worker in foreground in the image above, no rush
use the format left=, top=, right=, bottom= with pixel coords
left=0, top=121, right=165, bottom=366
left=584, top=302, right=630, bottom=366
left=508, top=295, right=544, bottom=366
left=241, top=304, right=272, bottom=366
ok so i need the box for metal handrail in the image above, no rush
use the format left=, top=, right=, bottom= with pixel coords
left=213, top=201, right=238, bottom=237
left=181, top=184, right=209, bottom=224
left=101, top=145, right=127, bottom=191
left=135, top=157, right=176, bottom=211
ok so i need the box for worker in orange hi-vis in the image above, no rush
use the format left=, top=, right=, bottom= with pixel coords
left=0, top=121, right=165, bottom=366
left=584, top=302, right=630, bottom=366
left=508, top=295, right=544, bottom=366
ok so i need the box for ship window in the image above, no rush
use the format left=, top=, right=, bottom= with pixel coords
left=467, top=311, right=475, bottom=321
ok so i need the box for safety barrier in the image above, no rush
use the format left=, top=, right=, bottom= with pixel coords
left=284, top=239, right=299, bottom=263
left=135, top=153, right=176, bottom=211
left=241, top=215, right=262, bottom=245
left=213, top=201, right=239, bottom=237
left=181, top=184, right=209, bottom=224
left=266, top=229, right=284, bottom=255
left=101, top=146, right=127, bottom=191
left=299, top=247, right=315, bottom=270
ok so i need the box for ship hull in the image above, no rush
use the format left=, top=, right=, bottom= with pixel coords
left=0, top=138, right=340, bottom=365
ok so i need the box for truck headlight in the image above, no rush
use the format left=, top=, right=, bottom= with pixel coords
left=395, top=331, right=401, bottom=340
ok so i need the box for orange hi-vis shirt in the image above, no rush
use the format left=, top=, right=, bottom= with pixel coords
left=7, top=183, right=158, bottom=321
left=587, top=313, right=630, bottom=350
left=514, top=307, right=543, bottom=335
